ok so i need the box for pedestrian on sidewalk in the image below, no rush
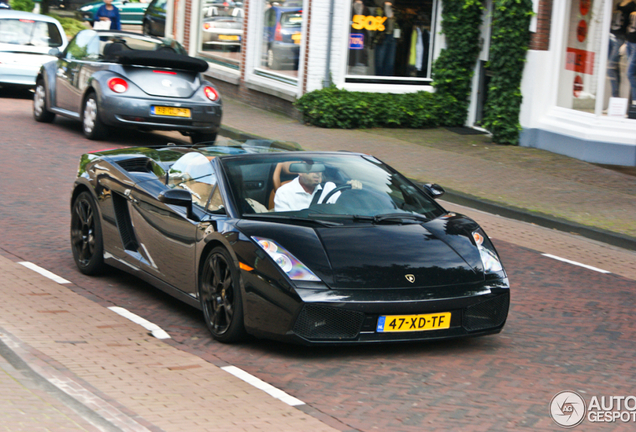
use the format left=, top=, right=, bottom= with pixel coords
left=94, top=0, right=121, bottom=31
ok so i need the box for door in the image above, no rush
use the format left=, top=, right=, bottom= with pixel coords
left=127, top=152, right=217, bottom=292
left=55, top=30, right=100, bottom=113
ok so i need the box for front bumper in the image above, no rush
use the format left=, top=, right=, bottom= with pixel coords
left=99, top=94, right=222, bottom=133
left=243, top=274, right=510, bottom=345
left=290, top=289, right=509, bottom=344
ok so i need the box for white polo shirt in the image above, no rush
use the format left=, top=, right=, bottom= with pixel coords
left=274, top=177, right=337, bottom=212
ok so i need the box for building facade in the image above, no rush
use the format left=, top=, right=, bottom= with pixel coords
left=168, top=0, right=636, bottom=166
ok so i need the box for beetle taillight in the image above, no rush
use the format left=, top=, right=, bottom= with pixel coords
left=274, top=22, right=283, bottom=41
left=204, top=86, right=219, bottom=101
left=108, top=78, right=128, bottom=93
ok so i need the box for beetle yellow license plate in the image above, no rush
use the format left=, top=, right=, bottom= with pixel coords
left=377, top=312, right=451, bottom=332
left=219, top=35, right=239, bottom=41
left=152, top=106, right=191, bottom=118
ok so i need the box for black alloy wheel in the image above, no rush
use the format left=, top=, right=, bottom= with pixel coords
left=199, top=247, right=246, bottom=342
left=70, top=191, right=105, bottom=275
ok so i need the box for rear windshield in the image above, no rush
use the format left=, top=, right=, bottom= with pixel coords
left=0, top=18, right=63, bottom=47
left=280, top=12, right=302, bottom=28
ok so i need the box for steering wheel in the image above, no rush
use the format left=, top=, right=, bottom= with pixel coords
left=321, top=184, right=352, bottom=203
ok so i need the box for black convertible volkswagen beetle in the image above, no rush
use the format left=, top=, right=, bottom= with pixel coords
left=70, top=140, right=510, bottom=345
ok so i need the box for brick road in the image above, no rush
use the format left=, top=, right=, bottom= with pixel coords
left=1, top=88, right=636, bottom=431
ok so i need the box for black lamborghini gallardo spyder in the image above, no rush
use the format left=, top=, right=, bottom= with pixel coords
left=70, top=140, right=510, bottom=345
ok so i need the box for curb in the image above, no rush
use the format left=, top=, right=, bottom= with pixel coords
left=217, top=127, right=636, bottom=252
left=441, top=188, right=636, bottom=252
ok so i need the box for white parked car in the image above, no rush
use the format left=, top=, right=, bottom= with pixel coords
left=0, top=10, right=68, bottom=88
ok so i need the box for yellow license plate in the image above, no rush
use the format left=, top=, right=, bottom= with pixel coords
left=218, top=35, right=239, bottom=41
left=152, top=106, right=191, bottom=118
left=292, top=33, right=301, bottom=44
left=377, top=312, right=451, bottom=333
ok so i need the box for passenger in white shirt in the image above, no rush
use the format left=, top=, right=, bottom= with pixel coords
left=274, top=169, right=361, bottom=212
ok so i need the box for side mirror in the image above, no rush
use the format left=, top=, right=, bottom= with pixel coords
left=422, top=183, right=445, bottom=199
left=159, top=189, right=194, bottom=218
left=48, top=47, right=60, bottom=57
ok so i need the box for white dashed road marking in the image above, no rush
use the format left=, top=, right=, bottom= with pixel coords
left=541, top=254, right=611, bottom=274
left=108, top=306, right=171, bottom=339
left=221, top=365, right=305, bottom=406
left=18, top=262, right=71, bottom=284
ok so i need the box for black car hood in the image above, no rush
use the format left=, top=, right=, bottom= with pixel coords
left=237, top=216, right=484, bottom=289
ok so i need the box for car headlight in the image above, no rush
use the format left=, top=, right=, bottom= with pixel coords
left=252, top=237, right=320, bottom=281
left=472, top=229, right=503, bottom=273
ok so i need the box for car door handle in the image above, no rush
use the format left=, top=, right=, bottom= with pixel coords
left=124, top=189, right=139, bottom=204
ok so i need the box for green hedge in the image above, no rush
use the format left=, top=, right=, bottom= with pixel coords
left=295, top=86, right=463, bottom=129
left=46, top=13, right=91, bottom=38
left=483, top=0, right=533, bottom=145
left=431, top=0, right=484, bottom=124
left=9, top=0, right=34, bottom=11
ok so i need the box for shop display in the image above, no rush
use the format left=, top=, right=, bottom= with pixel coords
left=347, top=0, right=433, bottom=79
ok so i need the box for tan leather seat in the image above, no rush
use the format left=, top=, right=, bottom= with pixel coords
left=268, top=161, right=298, bottom=210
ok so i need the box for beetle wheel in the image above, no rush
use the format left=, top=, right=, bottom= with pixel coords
left=33, top=80, right=55, bottom=123
left=82, top=93, right=107, bottom=140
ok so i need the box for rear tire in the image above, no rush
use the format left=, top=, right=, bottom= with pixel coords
left=199, top=247, right=246, bottom=343
left=70, top=191, right=105, bottom=275
left=33, top=80, right=55, bottom=123
left=82, top=93, right=108, bottom=140
left=191, top=132, right=217, bottom=144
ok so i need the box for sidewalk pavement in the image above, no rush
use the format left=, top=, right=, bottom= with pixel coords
left=1, top=95, right=636, bottom=431
left=0, top=254, right=340, bottom=432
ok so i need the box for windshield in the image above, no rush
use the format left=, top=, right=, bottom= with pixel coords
left=0, top=18, right=63, bottom=47
left=221, top=153, right=445, bottom=222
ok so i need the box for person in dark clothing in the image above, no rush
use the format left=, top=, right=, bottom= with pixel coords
left=94, top=0, right=122, bottom=31
left=608, top=0, right=636, bottom=97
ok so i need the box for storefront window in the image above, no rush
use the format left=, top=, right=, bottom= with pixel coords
left=347, top=0, right=434, bottom=82
left=198, top=1, right=244, bottom=68
left=604, top=0, right=636, bottom=116
left=556, top=0, right=608, bottom=114
left=256, top=0, right=303, bottom=81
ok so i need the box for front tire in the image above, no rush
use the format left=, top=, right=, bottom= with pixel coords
left=70, top=191, right=105, bottom=275
left=33, top=80, right=55, bottom=123
left=199, top=247, right=246, bottom=343
left=82, top=93, right=107, bottom=140
left=190, top=132, right=217, bottom=144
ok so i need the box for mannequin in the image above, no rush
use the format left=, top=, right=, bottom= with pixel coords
left=625, top=0, right=636, bottom=110
left=373, top=1, right=397, bottom=76
left=349, top=0, right=371, bottom=74
left=608, top=0, right=636, bottom=97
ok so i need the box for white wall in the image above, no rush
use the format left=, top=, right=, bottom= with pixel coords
left=306, top=0, right=348, bottom=92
